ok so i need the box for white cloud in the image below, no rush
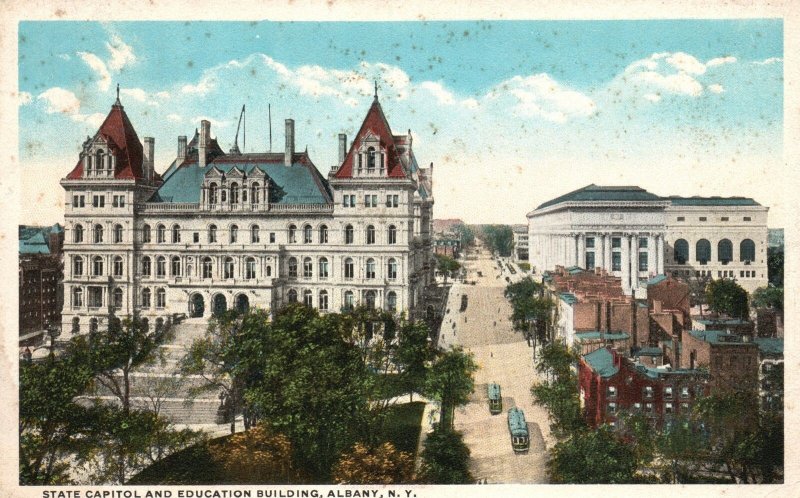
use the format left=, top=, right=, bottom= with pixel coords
left=166, top=113, right=182, bottom=123
left=706, top=56, right=737, bottom=67
left=18, top=91, right=32, bottom=105
left=461, top=98, right=479, bottom=109
left=191, top=116, right=229, bottom=129
left=420, top=81, right=455, bottom=105
left=753, top=57, right=782, bottom=65
left=155, top=91, right=170, bottom=100
left=181, top=75, right=216, bottom=95
left=708, top=84, right=724, bottom=94
left=635, top=70, right=703, bottom=97
left=38, top=87, right=81, bottom=115
left=121, top=88, right=148, bottom=102
left=106, top=34, right=136, bottom=71
left=643, top=93, right=661, bottom=103
left=490, top=74, right=596, bottom=122
left=665, top=52, right=706, bottom=75
left=58, top=53, right=70, bottom=61
left=71, top=112, right=106, bottom=128
left=77, top=51, right=112, bottom=92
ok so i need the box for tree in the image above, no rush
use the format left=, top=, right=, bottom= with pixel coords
left=505, top=278, right=553, bottom=341
left=423, top=347, right=478, bottom=429
left=208, top=424, right=294, bottom=484
left=435, top=253, right=461, bottom=283
left=19, top=354, right=96, bottom=484
left=453, top=223, right=475, bottom=247
left=180, top=310, right=249, bottom=434
left=751, top=286, right=783, bottom=311
left=480, top=225, right=513, bottom=256
left=530, top=342, right=585, bottom=438
left=547, top=426, right=639, bottom=483
left=419, top=428, right=472, bottom=484
left=686, top=274, right=712, bottom=315
left=705, top=279, right=749, bottom=320
left=333, top=442, right=415, bottom=484
left=395, top=320, right=434, bottom=402
left=767, top=247, right=783, bottom=287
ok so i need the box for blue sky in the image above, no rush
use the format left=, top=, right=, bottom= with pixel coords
left=18, top=20, right=785, bottom=225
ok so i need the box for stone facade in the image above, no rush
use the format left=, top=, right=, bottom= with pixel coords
left=60, top=94, right=434, bottom=336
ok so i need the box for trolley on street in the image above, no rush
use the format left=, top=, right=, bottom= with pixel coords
left=507, top=407, right=530, bottom=452
left=488, top=383, right=502, bottom=414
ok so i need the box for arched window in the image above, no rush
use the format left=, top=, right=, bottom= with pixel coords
left=718, top=239, right=733, bottom=263
left=113, top=256, right=123, bottom=277
left=303, top=225, right=312, bottom=243
left=388, top=225, right=397, bottom=245
left=171, top=256, right=181, bottom=276
left=344, top=290, right=354, bottom=311
left=251, top=225, right=260, bottom=243
left=73, top=256, right=84, bottom=277
left=202, top=257, right=213, bottom=278
left=365, top=290, right=376, bottom=309
left=344, top=258, right=354, bottom=279
left=288, top=224, right=297, bottom=243
left=674, top=239, right=689, bottom=264
left=319, top=290, right=329, bottom=311
left=367, top=146, right=376, bottom=170
left=319, top=257, right=329, bottom=278
left=366, top=225, right=376, bottom=244
left=387, top=291, right=397, bottom=312
left=156, top=224, right=166, bottom=244
left=113, top=288, right=123, bottom=310
left=73, top=287, right=83, bottom=308
left=156, top=256, right=166, bottom=278
left=288, top=257, right=298, bottom=278
left=93, top=224, right=104, bottom=244
left=245, top=257, right=256, bottom=280
left=209, top=183, right=218, bottom=205
left=221, top=188, right=227, bottom=203
left=696, top=239, right=711, bottom=264
left=141, top=288, right=151, bottom=308
left=113, top=224, right=124, bottom=243
left=142, top=224, right=151, bottom=243
left=287, top=289, right=298, bottom=303
left=141, top=256, right=151, bottom=277
left=388, top=258, right=398, bottom=280
left=266, top=265, right=272, bottom=277
left=303, top=289, right=313, bottom=307
left=93, top=256, right=104, bottom=276
left=208, top=224, right=217, bottom=243
left=303, top=257, right=313, bottom=278
left=156, top=288, right=166, bottom=309
left=366, top=258, right=376, bottom=279
left=345, top=224, right=354, bottom=244
left=251, top=183, right=260, bottom=204
left=740, top=239, right=756, bottom=262
left=230, top=182, right=239, bottom=205
left=224, top=257, right=235, bottom=279
left=172, top=225, right=181, bottom=243
left=230, top=224, right=238, bottom=244
left=73, top=224, right=84, bottom=243
left=242, top=185, right=247, bottom=203
left=319, top=225, right=328, bottom=244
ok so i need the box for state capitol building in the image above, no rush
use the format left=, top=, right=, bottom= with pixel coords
left=60, top=90, right=434, bottom=336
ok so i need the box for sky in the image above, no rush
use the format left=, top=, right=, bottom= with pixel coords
left=17, top=20, right=785, bottom=226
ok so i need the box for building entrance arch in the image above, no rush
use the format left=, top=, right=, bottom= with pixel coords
left=236, top=294, right=250, bottom=314
left=190, top=293, right=205, bottom=318
left=213, top=294, right=227, bottom=316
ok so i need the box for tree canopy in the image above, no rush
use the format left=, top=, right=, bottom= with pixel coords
left=480, top=225, right=514, bottom=256
left=705, top=278, right=749, bottom=320
left=423, top=347, right=478, bottom=429
left=547, top=426, right=639, bottom=483
left=751, top=286, right=783, bottom=311
left=419, top=428, right=473, bottom=484
left=333, top=442, right=415, bottom=484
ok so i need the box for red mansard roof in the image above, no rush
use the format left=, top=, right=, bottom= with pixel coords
left=334, top=99, right=408, bottom=179
left=66, top=100, right=145, bottom=180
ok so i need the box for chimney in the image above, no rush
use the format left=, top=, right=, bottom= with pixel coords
left=338, top=133, right=347, bottom=164
left=653, top=300, right=662, bottom=314
left=199, top=120, right=210, bottom=169
left=285, top=119, right=295, bottom=167
left=143, top=137, right=155, bottom=181
left=177, top=135, right=187, bottom=164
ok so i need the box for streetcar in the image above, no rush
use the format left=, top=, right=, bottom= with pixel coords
left=460, top=294, right=468, bottom=312
left=487, top=383, right=502, bottom=414
left=507, top=407, right=530, bottom=452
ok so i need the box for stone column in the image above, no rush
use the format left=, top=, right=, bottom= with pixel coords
left=648, top=234, right=656, bottom=276
left=577, top=233, right=585, bottom=268
left=621, top=233, right=631, bottom=293
left=657, top=234, right=665, bottom=275
left=630, top=234, right=639, bottom=291
left=604, top=233, right=612, bottom=271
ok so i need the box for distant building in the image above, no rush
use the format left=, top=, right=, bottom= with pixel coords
left=512, top=224, right=528, bottom=262
left=433, top=218, right=464, bottom=258
left=19, top=224, right=64, bottom=337
left=754, top=337, right=783, bottom=411
left=527, top=184, right=769, bottom=295
left=579, top=347, right=709, bottom=429
left=681, top=329, right=759, bottom=394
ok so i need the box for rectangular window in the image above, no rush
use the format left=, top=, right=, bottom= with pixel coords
left=680, top=386, right=690, bottom=399
left=664, top=386, right=673, bottom=399
left=585, top=251, right=595, bottom=269
left=699, top=216, right=707, bottom=221
left=721, top=216, right=729, bottom=221
left=740, top=271, right=745, bottom=277
left=73, top=195, right=85, bottom=208
left=607, top=386, right=617, bottom=398
left=92, top=195, right=105, bottom=208
left=612, top=252, right=621, bottom=271
left=639, top=237, right=648, bottom=249
left=744, top=216, right=751, bottom=221
left=645, top=402, right=654, bottom=413
left=607, top=402, right=617, bottom=414
left=643, top=386, right=654, bottom=399
left=665, top=402, right=674, bottom=414
left=585, top=237, right=595, bottom=249
left=639, top=252, right=648, bottom=271
left=680, top=402, right=689, bottom=411
left=677, top=216, right=685, bottom=221
left=88, top=287, right=103, bottom=308
left=392, top=194, right=399, bottom=207
left=633, top=402, right=642, bottom=411
left=611, top=237, right=621, bottom=248
left=193, top=232, right=199, bottom=243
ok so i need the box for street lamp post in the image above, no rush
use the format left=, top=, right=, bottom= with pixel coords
left=46, top=321, right=60, bottom=356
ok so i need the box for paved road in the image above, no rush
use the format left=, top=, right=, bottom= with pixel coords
left=438, top=245, right=552, bottom=484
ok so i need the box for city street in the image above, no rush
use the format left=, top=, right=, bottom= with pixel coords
left=438, top=245, right=553, bottom=483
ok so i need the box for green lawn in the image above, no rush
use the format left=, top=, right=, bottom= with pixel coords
left=129, top=401, right=426, bottom=484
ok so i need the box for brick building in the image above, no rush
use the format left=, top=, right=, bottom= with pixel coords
left=19, top=224, right=64, bottom=337
left=579, top=347, right=709, bottom=428
left=681, top=329, right=759, bottom=393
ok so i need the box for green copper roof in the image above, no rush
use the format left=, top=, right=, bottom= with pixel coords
left=18, top=224, right=62, bottom=255
left=507, top=408, right=528, bottom=436
left=667, top=196, right=761, bottom=206
left=152, top=155, right=331, bottom=204
left=634, top=347, right=663, bottom=357
left=488, top=383, right=501, bottom=401
left=559, top=292, right=578, bottom=305
left=583, top=347, right=619, bottom=378
left=537, top=184, right=663, bottom=209
left=575, top=332, right=630, bottom=341
left=647, top=274, right=667, bottom=286
left=754, top=337, right=783, bottom=356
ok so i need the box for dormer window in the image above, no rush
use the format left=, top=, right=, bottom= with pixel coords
left=367, top=147, right=376, bottom=171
